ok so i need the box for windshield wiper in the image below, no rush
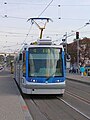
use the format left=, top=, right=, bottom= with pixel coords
left=45, top=72, right=55, bottom=81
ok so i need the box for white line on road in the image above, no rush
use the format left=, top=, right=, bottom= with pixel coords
left=58, top=97, right=90, bottom=120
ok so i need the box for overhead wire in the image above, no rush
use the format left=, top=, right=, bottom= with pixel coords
left=2, top=2, right=90, bottom=6
left=2, top=1, right=90, bottom=52
left=21, top=0, right=54, bottom=46
left=0, top=14, right=89, bottom=22
left=21, top=23, right=33, bottom=45
left=13, top=0, right=89, bottom=48
left=52, top=22, right=90, bottom=43
left=38, top=0, right=53, bottom=17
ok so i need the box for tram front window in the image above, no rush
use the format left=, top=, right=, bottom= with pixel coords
left=28, top=47, right=63, bottom=77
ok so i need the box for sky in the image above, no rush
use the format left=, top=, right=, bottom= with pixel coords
left=0, top=0, right=90, bottom=53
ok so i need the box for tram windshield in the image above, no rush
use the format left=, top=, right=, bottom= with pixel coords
left=28, top=47, right=63, bottom=77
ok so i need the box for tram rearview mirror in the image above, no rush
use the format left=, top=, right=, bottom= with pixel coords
left=19, top=53, right=22, bottom=60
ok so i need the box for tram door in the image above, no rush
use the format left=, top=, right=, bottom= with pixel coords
left=18, top=53, right=23, bottom=86
left=19, top=63, right=23, bottom=86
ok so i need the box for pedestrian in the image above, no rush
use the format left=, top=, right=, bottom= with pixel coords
left=69, top=66, right=73, bottom=73
left=80, top=65, right=85, bottom=77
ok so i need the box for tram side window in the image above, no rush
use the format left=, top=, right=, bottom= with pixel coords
left=23, top=52, right=26, bottom=77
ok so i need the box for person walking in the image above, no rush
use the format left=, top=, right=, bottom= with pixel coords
left=80, top=64, right=85, bottom=77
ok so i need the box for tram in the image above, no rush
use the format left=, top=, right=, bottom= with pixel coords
left=14, top=18, right=66, bottom=95
left=14, top=39, right=66, bottom=95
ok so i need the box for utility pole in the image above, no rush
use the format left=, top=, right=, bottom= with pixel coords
left=76, top=32, right=79, bottom=70
left=62, top=32, right=68, bottom=69
left=4, top=53, right=7, bottom=70
left=65, top=32, right=67, bottom=56
left=62, top=32, right=67, bottom=55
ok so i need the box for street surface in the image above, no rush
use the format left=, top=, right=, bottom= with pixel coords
left=24, top=79, right=90, bottom=120
left=0, top=69, right=90, bottom=120
left=0, top=69, right=32, bottom=120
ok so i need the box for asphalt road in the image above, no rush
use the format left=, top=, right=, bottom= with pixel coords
left=24, top=79, right=90, bottom=120
left=0, top=69, right=89, bottom=120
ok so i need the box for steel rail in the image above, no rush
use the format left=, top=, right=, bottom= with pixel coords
left=66, top=91, right=90, bottom=105
left=57, top=97, right=90, bottom=120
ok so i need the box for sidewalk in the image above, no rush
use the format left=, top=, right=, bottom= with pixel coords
left=0, top=69, right=33, bottom=120
left=66, top=72, right=90, bottom=85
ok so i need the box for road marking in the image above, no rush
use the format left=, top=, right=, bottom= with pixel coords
left=66, top=91, right=90, bottom=105
left=58, top=97, right=90, bottom=120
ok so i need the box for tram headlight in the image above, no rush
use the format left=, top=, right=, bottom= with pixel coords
left=56, top=80, right=60, bottom=82
left=32, top=79, right=36, bottom=82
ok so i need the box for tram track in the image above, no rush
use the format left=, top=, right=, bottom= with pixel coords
left=23, top=93, right=90, bottom=120
left=24, top=95, right=57, bottom=120
left=62, top=80, right=90, bottom=120
left=56, top=96, right=90, bottom=120
left=66, top=91, right=90, bottom=105
left=57, top=97, right=90, bottom=120
left=65, top=80, right=90, bottom=105
left=22, top=79, right=90, bottom=120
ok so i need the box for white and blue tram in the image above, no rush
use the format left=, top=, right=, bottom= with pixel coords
left=14, top=39, right=66, bottom=95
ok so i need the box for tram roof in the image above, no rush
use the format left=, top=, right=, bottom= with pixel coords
left=23, top=44, right=63, bottom=49
left=19, top=39, right=64, bottom=53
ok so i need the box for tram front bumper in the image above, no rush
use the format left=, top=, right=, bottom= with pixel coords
left=22, top=81, right=66, bottom=89
left=21, top=81, right=66, bottom=94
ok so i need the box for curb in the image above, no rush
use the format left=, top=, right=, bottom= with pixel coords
left=12, top=76, right=33, bottom=120
left=66, top=77, right=90, bottom=85
left=19, top=95, right=33, bottom=120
